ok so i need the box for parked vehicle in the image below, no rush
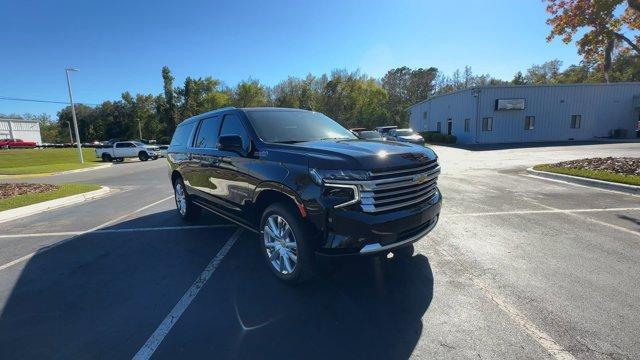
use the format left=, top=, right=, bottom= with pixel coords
left=157, top=145, right=169, bottom=157
left=386, top=128, right=425, bottom=145
left=374, top=125, right=398, bottom=140
left=0, top=138, right=37, bottom=149
left=168, top=107, right=441, bottom=284
left=95, top=141, right=159, bottom=162
left=352, top=129, right=384, bottom=140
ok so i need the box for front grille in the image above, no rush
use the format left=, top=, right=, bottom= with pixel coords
left=325, top=159, right=440, bottom=213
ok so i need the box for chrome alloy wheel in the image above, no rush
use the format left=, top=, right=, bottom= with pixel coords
left=263, top=215, right=298, bottom=275
left=174, top=182, right=187, bottom=216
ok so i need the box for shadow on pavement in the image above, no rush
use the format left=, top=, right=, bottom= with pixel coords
left=158, top=234, right=435, bottom=359
left=0, top=209, right=235, bottom=358
left=0, top=206, right=434, bottom=359
left=617, top=214, right=640, bottom=228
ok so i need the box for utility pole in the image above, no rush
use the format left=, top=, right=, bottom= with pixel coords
left=65, top=68, right=83, bottom=163
left=66, top=121, right=73, bottom=144
left=138, top=119, right=143, bottom=140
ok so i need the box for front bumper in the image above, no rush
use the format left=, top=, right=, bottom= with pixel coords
left=314, top=189, right=442, bottom=256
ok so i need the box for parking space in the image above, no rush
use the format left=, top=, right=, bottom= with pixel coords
left=0, top=143, right=639, bottom=359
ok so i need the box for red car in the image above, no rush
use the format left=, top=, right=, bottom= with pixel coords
left=0, top=138, right=37, bottom=149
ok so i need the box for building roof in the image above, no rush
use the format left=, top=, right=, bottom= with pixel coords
left=0, top=117, right=39, bottom=122
left=407, top=81, right=640, bottom=110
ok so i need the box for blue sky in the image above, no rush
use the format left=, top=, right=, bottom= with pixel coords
left=0, top=0, right=581, bottom=117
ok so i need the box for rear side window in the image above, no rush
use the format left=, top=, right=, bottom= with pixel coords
left=115, top=142, right=128, bottom=148
left=193, top=116, right=221, bottom=148
left=219, top=114, right=248, bottom=148
left=170, top=122, right=195, bottom=148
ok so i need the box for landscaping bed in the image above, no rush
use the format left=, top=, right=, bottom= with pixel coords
left=534, top=157, right=640, bottom=186
left=0, top=183, right=101, bottom=211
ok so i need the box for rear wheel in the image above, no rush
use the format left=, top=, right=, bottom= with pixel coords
left=173, top=178, right=201, bottom=221
left=101, top=153, right=112, bottom=162
left=139, top=151, right=149, bottom=161
left=260, top=203, right=313, bottom=284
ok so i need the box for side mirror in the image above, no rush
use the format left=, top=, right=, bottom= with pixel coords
left=217, top=135, right=244, bottom=154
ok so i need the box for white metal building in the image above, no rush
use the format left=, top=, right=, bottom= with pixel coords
left=0, top=118, right=42, bottom=144
left=408, top=82, right=640, bottom=144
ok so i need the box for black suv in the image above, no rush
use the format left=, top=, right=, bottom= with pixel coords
left=168, top=107, right=441, bottom=283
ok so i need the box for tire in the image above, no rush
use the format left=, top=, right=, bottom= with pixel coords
left=173, top=177, right=201, bottom=221
left=139, top=151, right=149, bottom=161
left=260, top=203, right=314, bottom=284
left=101, top=153, right=112, bottom=162
left=391, top=244, right=415, bottom=260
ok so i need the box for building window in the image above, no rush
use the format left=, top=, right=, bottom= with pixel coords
left=524, top=116, right=535, bottom=130
left=571, top=115, right=581, bottom=129
left=423, top=111, right=428, bottom=119
left=464, top=118, right=470, bottom=132
left=482, top=117, right=493, bottom=132
left=436, top=122, right=441, bottom=133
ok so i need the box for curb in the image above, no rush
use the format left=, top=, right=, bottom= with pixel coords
left=0, top=186, right=112, bottom=224
left=0, top=163, right=113, bottom=179
left=526, top=167, right=640, bottom=195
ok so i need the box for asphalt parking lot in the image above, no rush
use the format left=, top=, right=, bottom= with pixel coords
left=0, top=142, right=639, bottom=359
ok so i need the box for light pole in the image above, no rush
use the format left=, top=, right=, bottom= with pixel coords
left=66, top=121, right=73, bottom=144
left=65, top=68, right=83, bottom=163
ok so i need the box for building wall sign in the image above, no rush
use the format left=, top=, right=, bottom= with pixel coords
left=495, top=98, right=525, bottom=110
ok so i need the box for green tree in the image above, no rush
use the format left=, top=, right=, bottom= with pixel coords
left=233, top=79, right=269, bottom=107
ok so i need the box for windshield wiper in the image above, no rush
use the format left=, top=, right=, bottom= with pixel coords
left=272, top=140, right=306, bottom=144
left=320, top=137, right=351, bottom=141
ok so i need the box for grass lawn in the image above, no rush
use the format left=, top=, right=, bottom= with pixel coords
left=533, top=164, right=640, bottom=187
left=0, top=148, right=102, bottom=175
left=0, top=183, right=101, bottom=212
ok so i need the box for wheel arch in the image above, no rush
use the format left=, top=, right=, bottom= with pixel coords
left=253, top=182, right=306, bottom=226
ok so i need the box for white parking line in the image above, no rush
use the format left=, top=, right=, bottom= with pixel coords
left=448, top=207, right=640, bottom=217
left=522, top=197, right=640, bottom=239
left=132, top=228, right=243, bottom=360
left=0, top=195, right=173, bottom=272
left=436, top=247, right=576, bottom=360
left=0, top=224, right=237, bottom=239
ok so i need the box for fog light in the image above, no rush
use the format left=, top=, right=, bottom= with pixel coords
left=386, top=252, right=394, bottom=259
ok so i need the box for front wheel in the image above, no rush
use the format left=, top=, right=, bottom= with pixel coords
left=139, top=152, right=149, bottom=161
left=260, top=203, right=314, bottom=284
left=173, top=178, right=201, bottom=221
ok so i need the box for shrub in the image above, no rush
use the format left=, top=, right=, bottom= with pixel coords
left=419, top=131, right=457, bottom=144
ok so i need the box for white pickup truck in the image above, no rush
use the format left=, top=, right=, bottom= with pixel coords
left=95, top=141, right=160, bottom=162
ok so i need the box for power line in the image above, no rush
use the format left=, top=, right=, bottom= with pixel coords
left=0, top=96, right=99, bottom=106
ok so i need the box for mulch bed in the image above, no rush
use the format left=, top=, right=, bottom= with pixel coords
left=550, top=157, right=640, bottom=176
left=0, top=183, right=59, bottom=200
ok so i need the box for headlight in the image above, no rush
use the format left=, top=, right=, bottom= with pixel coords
left=309, top=168, right=369, bottom=184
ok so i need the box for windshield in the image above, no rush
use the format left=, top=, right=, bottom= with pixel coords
left=396, top=130, right=415, bottom=136
left=245, top=110, right=357, bottom=143
left=358, top=131, right=382, bottom=139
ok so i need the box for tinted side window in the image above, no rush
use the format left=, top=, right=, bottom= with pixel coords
left=193, top=116, right=221, bottom=148
left=219, top=114, right=248, bottom=148
left=170, top=122, right=195, bottom=148
left=115, top=142, right=128, bottom=148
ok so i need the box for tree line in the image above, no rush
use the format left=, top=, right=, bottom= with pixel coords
left=3, top=0, right=639, bottom=144
left=3, top=51, right=637, bottom=145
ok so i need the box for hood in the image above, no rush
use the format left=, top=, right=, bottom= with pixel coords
left=399, top=135, right=423, bottom=141
left=273, top=139, right=437, bottom=170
